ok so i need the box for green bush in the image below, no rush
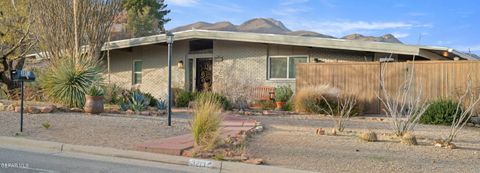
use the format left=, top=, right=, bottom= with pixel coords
left=259, top=100, right=275, bottom=110
left=87, top=85, right=105, bottom=96
left=39, top=57, right=103, bottom=107
left=282, top=101, right=293, bottom=111
left=104, top=84, right=122, bottom=104
left=420, top=99, right=464, bottom=125
left=275, top=86, right=293, bottom=102
left=175, top=91, right=195, bottom=107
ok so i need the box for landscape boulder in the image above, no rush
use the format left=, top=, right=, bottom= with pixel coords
left=40, top=105, right=56, bottom=113
left=27, top=106, right=41, bottom=114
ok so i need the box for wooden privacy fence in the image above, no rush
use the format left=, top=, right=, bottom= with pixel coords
left=296, top=61, right=480, bottom=114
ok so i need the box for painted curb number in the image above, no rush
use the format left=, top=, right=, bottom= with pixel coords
left=188, top=159, right=213, bottom=168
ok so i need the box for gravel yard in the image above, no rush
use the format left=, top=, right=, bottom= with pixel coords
left=0, top=112, right=190, bottom=150
left=247, top=115, right=480, bottom=173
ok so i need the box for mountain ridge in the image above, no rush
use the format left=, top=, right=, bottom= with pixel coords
left=170, top=18, right=403, bottom=43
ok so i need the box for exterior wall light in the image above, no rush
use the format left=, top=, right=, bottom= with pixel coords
left=177, top=60, right=184, bottom=69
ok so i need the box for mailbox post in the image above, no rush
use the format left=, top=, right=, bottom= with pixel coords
left=11, top=69, right=36, bottom=132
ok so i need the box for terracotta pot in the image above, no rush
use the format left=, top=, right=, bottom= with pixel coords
left=84, top=95, right=104, bottom=114
left=275, top=101, right=286, bottom=109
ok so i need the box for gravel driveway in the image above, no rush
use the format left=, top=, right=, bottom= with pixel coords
left=247, top=115, right=480, bottom=173
left=0, top=112, right=190, bottom=150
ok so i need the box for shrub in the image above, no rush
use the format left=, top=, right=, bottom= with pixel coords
left=400, top=133, right=418, bottom=145
left=282, top=101, right=293, bottom=111
left=191, top=92, right=223, bottom=151
left=421, top=99, right=464, bottom=125
left=104, top=84, right=122, bottom=104
left=39, top=57, right=103, bottom=107
left=259, top=100, right=275, bottom=110
left=275, top=86, right=293, bottom=102
left=176, top=91, right=195, bottom=107
left=86, top=85, right=104, bottom=96
left=207, top=92, right=231, bottom=110
left=293, top=85, right=340, bottom=113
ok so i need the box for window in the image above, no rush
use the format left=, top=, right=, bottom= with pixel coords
left=269, top=56, right=308, bottom=79
left=189, top=39, right=213, bottom=53
left=133, top=60, right=142, bottom=84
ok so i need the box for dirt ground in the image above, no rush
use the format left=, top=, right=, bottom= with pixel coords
left=246, top=115, right=480, bottom=173
left=0, top=112, right=190, bottom=150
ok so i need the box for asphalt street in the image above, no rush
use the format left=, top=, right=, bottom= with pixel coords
left=0, top=147, right=217, bottom=173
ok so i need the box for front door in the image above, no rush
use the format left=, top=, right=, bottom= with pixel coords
left=195, top=58, right=213, bottom=92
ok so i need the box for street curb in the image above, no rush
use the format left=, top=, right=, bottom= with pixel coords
left=0, top=136, right=315, bottom=173
left=0, top=136, right=221, bottom=168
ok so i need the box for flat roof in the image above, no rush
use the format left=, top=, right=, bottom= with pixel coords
left=100, top=29, right=473, bottom=60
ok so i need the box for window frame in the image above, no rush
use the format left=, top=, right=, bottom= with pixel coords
left=132, top=60, right=143, bottom=85
left=268, top=55, right=309, bottom=80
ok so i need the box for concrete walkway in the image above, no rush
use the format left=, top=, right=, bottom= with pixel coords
left=135, top=114, right=257, bottom=156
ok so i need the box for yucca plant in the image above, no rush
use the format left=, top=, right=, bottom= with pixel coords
left=39, top=56, right=103, bottom=108
left=191, top=92, right=223, bottom=151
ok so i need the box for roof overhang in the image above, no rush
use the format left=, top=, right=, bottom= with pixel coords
left=95, top=30, right=476, bottom=61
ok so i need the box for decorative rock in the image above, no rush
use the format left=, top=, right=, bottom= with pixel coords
left=27, top=106, right=41, bottom=114
left=359, top=131, right=378, bottom=142
left=254, top=126, right=264, bottom=132
left=147, top=106, right=158, bottom=111
left=447, top=143, right=456, bottom=149
left=331, top=129, right=337, bottom=136
left=470, top=117, right=480, bottom=124
left=475, top=124, right=480, bottom=128
left=244, top=111, right=253, bottom=116
left=14, top=107, right=21, bottom=113
left=0, top=102, right=5, bottom=111
left=316, top=128, right=325, bottom=135
left=109, top=108, right=120, bottom=114
left=243, top=158, right=263, bottom=165
left=57, top=106, right=69, bottom=112
left=7, top=104, right=15, bottom=111
left=140, top=111, right=151, bottom=116
left=70, top=108, right=83, bottom=112
left=467, top=123, right=475, bottom=127
left=262, top=110, right=269, bottom=115
left=238, top=110, right=245, bottom=115
left=126, top=109, right=135, bottom=115
left=40, top=105, right=56, bottom=113
left=240, top=153, right=249, bottom=161
left=434, top=139, right=444, bottom=147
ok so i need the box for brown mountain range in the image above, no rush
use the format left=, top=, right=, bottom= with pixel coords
left=171, top=18, right=402, bottom=43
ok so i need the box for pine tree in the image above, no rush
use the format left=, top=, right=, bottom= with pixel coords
left=123, top=0, right=170, bottom=37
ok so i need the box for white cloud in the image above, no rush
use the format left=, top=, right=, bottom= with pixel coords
left=391, top=32, right=410, bottom=38
left=280, top=0, right=309, bottom=5
left=204, top=2, right=244, bottom=13
left=287, top=20, right=417, bottom=36
left=166, top=0, right=198, bottom=7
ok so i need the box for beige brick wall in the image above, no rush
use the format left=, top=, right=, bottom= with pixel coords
left=106, top=41, right=188, bottom=98
left=106, top=40, right=371, bottom=99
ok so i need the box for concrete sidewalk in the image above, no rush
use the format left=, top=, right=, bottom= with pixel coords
left=0, top=136, right=316, bottom=173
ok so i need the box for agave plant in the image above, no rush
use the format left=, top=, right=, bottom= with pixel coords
left=39, top=56, right=103, bottom=108
left=156, top=98, right=167, bottom=110
left=119, top=90, right=150, bottom=112
left=87, top=85, right=105, bottom=96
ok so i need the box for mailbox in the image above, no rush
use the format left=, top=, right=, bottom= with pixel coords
left=11, top=70, right=36, bottom=81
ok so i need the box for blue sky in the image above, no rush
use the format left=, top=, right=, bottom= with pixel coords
left=164, top=0, right=479, bottom=54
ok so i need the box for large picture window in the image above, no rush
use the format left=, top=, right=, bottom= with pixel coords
left=133, top=60, right=143, bottom=84
left=269, top=56, right=308, bottom=79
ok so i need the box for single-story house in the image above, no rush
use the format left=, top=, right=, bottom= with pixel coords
left=101, top=29, right=476, bottom=98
